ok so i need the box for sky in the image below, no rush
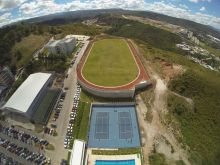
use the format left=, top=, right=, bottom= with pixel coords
left=0, top=0, right=220, bottom=29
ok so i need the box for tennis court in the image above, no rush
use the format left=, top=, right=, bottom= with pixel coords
left=88, top=103, right=140, bottom=148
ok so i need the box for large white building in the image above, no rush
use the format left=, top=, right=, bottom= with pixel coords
left=46, top=37, right=76, bottom=56
left=70, top=140, right=85, bottom=165
left=2, top=72, right=53, bottom=119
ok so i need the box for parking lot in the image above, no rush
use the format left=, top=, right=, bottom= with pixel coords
left=0, top=123, right=50, bottom=165
left=64, top=84, right=81, bottom=149
left=0, top=38, right=89, bottom=165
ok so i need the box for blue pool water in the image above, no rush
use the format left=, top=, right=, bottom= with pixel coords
left=95, top=159, right=135, bottom=165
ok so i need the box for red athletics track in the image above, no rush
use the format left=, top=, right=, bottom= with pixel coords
left=76, top=39, right=150, bottom=91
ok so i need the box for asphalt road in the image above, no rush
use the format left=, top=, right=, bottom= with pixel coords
left=43, top=40, right=89, bottom=164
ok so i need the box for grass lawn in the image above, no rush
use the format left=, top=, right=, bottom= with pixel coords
left=12, top=34, right=50, bottom=68
left=149, top=153, right=167, bottom=165
left=68, top=100, right=91, bottom=149
left=92, top=148, right=141, bottom=155
left=77, top=102, right=90, bottom=141
left=82, top=39, right=139, bottom=86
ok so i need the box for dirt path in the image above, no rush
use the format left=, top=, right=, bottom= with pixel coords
left=135, top=52, right=191, bottom=164
left=170, top=91, right=194, bottom=111
left=137, top=76, right=190, bottom=164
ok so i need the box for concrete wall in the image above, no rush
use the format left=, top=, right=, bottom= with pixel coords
left=135, top=81, right=150, bottom=91
left=77, top=79, right=135, bottom=98
left=78, top=75, right=151, bottom=98
left=92, top=102, right=135, bottom=107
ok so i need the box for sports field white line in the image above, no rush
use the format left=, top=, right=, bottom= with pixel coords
left=80, top=39, right=141, bottom=89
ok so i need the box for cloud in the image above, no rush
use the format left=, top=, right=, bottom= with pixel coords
left=144, top=1, right=220, bottom=29
left=179, top=4, right=189, bottom=9
left=0, top=12, right=11, bottom=23
left=1, top=0, right=220, bottom=30
left=0, top=0, right=27, bottom=10
left=19, top=0, right=146, bottom=17
left=189, top=0, right=211, bottom=3
left=200, top=6, right=206, bottom=11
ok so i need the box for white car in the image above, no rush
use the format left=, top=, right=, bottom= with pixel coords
left=64, top=144, right=68, bottom=149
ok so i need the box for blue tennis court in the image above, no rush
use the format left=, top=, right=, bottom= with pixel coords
left=88, top=103, right=140, bottom=148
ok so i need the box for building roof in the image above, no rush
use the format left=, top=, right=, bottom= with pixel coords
left=48, top=40, right=60, bottom=47
left=47, top=36, right=76, bottom=48
left=3, top=72, right=52, bottom=113
left=70, top=140, right=85, bottom=165
left=64, top=37, right=75, bottom=43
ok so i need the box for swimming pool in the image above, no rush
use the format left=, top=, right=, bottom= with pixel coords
left=95, top=159, right=135, bottom=165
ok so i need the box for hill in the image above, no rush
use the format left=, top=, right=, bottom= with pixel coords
left=23, top=9, right=220, bottom=40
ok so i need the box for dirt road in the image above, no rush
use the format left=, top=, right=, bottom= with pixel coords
left=135, top=56, right=190, bottom=164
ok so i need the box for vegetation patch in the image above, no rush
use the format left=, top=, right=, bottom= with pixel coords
left=11, top=34, right=49, bottom=68
left=45, top=144, right=55, bottom=150
left=77, top=102, right=91, bottom=141
left=69, top=100, right=91, bottom=148
left=167, top=93, right=192, bottom=117
left=102, top=16, right=182, bottom=52
left=67, top=151, right=71, bottom=165
left=169, top=69, right=220, bottom=165
left=82, top=38, right=139, bottom=86
left=92, top=148, right=141, bottom=155
left=149, top=153, right=167, bottom=165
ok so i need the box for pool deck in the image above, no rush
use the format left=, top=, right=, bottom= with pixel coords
left=87, top=150, right=142, bottom=165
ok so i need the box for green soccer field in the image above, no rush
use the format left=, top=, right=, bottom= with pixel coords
left=82, top=39, right=139, bottom=86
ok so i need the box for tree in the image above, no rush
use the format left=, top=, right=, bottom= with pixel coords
left=15, top=50, right=22, bottom=61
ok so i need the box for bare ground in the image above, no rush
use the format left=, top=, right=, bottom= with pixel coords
left=135, top=48, right=191, bottom=164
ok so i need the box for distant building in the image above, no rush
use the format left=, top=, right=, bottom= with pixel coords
left=180, top=30, right=200, bottom=45
left=2, top=72, right=53, bottom=120
left=188, top=31, right=193, bottom=39
left=0, top=66, right=14, bottom=86
left=192, top=36, right=200, bottom=45
left=46, top=37, right=76, bottom=56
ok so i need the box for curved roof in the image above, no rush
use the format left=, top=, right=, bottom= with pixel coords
left=3, top=72, right=52, bottom=113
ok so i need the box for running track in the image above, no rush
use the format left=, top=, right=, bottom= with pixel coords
left=76, top=39, right=150, bottom=91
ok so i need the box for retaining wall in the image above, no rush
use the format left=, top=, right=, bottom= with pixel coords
left=78, top=79, right=135, bottom=98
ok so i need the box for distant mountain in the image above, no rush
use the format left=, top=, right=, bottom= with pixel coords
left=26, top=9, right=127, bottom=25
left=19, top=9, right=220, bottom=40
left=130, top=11, right=220, bottom=39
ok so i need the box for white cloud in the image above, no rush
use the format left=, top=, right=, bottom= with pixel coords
left=0, top=12, right=11, bottom=23
left=0, top=0, right=27, bottom=10
left=19, top=0, right=146, bottom=17
left=179, top=4, right=189, bottom=9
left=200, top=6, right=206, bottom=11
left=0, top=0, right=220, bottom=30
left=146, top=1, right=220, bottom=29
left=189, top=0, right=211, bottom=3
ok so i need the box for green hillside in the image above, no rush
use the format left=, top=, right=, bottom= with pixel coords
left=99, top=16, right=182, bottom=51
